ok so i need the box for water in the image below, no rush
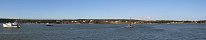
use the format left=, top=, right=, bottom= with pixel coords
left=0, top=24, right=206, bottom=40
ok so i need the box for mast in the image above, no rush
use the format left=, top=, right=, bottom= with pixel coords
left=129, top=17, right=132, bottom=26
left=15, top=19, right=21, bottom=28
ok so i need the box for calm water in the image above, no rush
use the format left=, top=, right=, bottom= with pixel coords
left=0, top=24, right=206, bottom=40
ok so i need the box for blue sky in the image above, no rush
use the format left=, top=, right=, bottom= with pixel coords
left=0, top=0, right=206, bottom=20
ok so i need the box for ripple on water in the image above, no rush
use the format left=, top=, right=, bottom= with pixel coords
left=0, top=24, right=206, bottom=40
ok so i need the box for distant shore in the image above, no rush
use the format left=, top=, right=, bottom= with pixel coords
left=0, top=18, right=205, bottom=24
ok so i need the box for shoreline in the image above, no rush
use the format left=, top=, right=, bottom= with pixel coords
left=0, top=18, right=206, bottom=24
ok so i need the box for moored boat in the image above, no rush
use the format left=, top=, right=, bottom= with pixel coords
left=122, top=17, right=134, bottom=28
left=46, top=23, right=53, bottom=26
left=3, top=22, right=20, bottom=28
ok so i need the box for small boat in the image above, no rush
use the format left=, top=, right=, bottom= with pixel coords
left=46, top=23, right=53, bottom=26
left=122, top=23, right=133, bottom=28
left=122, top=17, right=134, bottom=28
left=3, top=20, right=21, bottom=28
left=125, top=24, right=133, bottom=28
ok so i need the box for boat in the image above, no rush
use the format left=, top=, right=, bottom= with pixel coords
left=46, top=23, right=53, bottom=26
left=122, top=17, right=134, bottom=28
left=3, top=20, right=21, bottom=28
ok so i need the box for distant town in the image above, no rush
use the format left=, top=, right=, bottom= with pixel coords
left=0, top=18, right=206, bottom=24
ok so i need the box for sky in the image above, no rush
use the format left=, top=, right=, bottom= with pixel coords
left=0, top=0, right=206, bottom=20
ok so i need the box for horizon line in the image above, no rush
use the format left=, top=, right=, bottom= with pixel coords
left=0, top=17, right=205, bottom=21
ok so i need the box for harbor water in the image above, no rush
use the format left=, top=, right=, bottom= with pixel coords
left=0, top=24, right=206, bottom=40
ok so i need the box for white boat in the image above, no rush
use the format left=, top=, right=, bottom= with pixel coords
left=3, top=23, right=20, bottom=28
left=3, top=20, right=21, bottom=28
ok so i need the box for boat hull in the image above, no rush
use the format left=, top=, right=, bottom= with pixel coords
left=3, top=24, right=20, bottom=28
left=46, top=25, right=53, bottom=26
